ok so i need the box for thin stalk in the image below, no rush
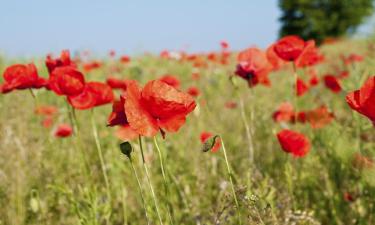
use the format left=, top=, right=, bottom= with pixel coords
left=292, top=63, right=299, bottom=115
left=90, top=109, right=112, bottom=220
left=139, top=136, right=164, bottom=225
left=220, top=138, right=242, bottom=224
left=285, top=158, right=296, bottom=210
left=153, top=136, right=174, bottom=224
left=238, top=95, right=254, bottom=164
left=28, top=88, right=36, bottom=98
left=65, top=101, right=90, bottom=177
left=128, top=157, right=150, bottom=224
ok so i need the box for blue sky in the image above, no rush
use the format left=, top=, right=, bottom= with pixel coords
left=0, top=1, right=373, bottom=58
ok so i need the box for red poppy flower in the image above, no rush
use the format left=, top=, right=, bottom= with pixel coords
left=309, top=75, right=319, bottom=86
left=220, top=41, right=229, bottom=49
left=0, top=83, right=13, bottom=94
left=274, top=35, right=305, bottom=61
left=42, top=116, right=54, bottom=128
left=2, top=63, right=38, bottom=90
left=266, top=44, right=286, bottom=70
left=86, top=82, right=114, bottom=106
left=343, top=192, right=355, bottom=202
left=296, top=112, right=307, bottom=123
left=49, top=66, right=85, bottom=96
left=235, top=47, right=272, bottom=87
left=35, top=105, right=58, bottom=116
left=68, top=82, right=114, bottom=110
left=272, top=102, right=294, bottom=122
left=191, top=72, right=200, bottom=80
left=33, top=77, right=49, bottom=89
left=54, top=124, right=73, bottom=138
left=187, top=86, right=200, bottom=97
left=109, top=50, right=116, bottom=57
left=83, top=61, right=101, bottom=72
left=224, top=101, right=237, bottom=109
left=295, top=40, right=324, bottom=68
left=276, top=129, right=311, bottom=157
left=343, top=53, right=364, bottom=65
left=346, top=76, right=375, bottom=123
left=296, top=78, right=309, bottom=96
left=200, top=131, right=221, bottom=152
left=339, top=71, right=350, bottom=79
left=46, top=50, right=74, bottom=73
left=106, top=76, right=127, bottom=90
left=305, top=105, right=334, bottom=129
left=159, top=75, right=181, bottom=89
left=120, top=55, right=131, bottom=64
left=207, top=52, right=217, bottom=62
left=124, top=80, right=196, bottom=137
left=324, top=75, right=342, bottom=93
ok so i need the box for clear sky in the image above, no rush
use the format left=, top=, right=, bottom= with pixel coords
left=0, top=0, right=373, bottom=58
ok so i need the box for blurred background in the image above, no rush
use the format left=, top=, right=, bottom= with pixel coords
left=0, top=0, right=374, bottom=57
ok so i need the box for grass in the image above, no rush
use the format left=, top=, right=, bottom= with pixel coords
left=0, top=38, right=374, bottom=224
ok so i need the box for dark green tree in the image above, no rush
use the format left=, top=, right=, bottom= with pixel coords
left=279, top=0, right=374, bottom=43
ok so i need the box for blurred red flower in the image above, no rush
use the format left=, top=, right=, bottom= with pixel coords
left=224, top=101, right=237, bottom=109
left=277, top=129, right=311, bottom=157
left=106, top=76, right=127, bottom=90
left=266, top=44, right=286, bottom=70
left=343, top=192, right=355, bottom=202
left=295, top=40, right=324, bottom=68
left=83, top=61, right=102, bottom=72
left=54, top=124, right=73, bottom=138
left=296, top=78, right=309, bottom=96
left=191, top=72, right=200, bottom=80
left=187, top=86, right=200, bottom=97
left=46, top=50, right=75, bottom=73
left=220, top=41, right=229, bottom=49
left=120, top=55, right=131, bottom=64
left=200, top=131, right=221, bottom=152
left=305, top=105, right=334, bottom=129
left=274, top=35, right=305, bottom=61
left=323, top=75, right=342, bottom=93
left=272, top=102, right=295, bottom=122
left=343, top=53, right=364, bottom=65
left=235, top=47, right=272, bottom=87
left=346, top=76, right=375, bottom=123
left=1, top=64, right=40, bottom=92
left=35, top=105, right=58, bottom=116
left=159, top=74, right=181, bottom=89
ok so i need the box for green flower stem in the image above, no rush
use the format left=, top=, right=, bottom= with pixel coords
left=90, top=109, right=112, bottom=220
left=220, top=137, right=242, bottom=224
left=139, top=136, right=164, bottom=225
left=153, top=136, right=174, bottom=224
left=128, top=156, right=150, bottom=224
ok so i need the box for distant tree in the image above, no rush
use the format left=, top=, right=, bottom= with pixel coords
left=279, top=0, right=374, bottom=43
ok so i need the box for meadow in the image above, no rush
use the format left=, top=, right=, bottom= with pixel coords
left=0, top=37, right=374, bottom=225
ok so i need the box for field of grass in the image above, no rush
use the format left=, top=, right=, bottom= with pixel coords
left=0, top=38, right=374, bottom=225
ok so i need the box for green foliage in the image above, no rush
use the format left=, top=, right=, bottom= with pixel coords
left=279, top=0, right=374, bottom=43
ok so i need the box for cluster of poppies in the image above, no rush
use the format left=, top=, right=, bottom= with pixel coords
left=1, top=49, right=201, bottom=141
left=234, top=35, right=373, bottom=158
